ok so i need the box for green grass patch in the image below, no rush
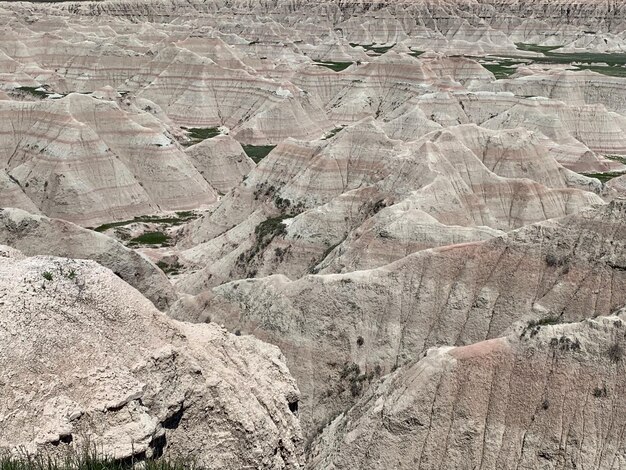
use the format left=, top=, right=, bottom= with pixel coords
left=314, top=61, right=353, bottom=72
left=581, top=171, right=625, bottom=183
left=93, top=213, right=197, bottom=232
left=350, top=43, right=395, bottom=54
left=183, top=127, right=220, bottom=146
left=128, top=231, right=169, bottom=246
left=480, top=59, right=525, bottom=79
left=242, top=145, right=276, bottom=163
left=16, top=86, right=49, bottom=98
left=322, top=127, right=344, bottom=140
left=515, top=43, right=564, bottom=54
left=0, top=452, right=196, bottom=470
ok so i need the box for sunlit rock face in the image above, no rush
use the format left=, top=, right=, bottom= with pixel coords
left=0, top=247, right=303, bottom=469
left=1, top=1, right=626, bottom=468
left=308, top=313, right=626, bottom=470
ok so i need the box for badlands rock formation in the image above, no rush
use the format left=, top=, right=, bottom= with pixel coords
left=0, top=94, right=217, bottom=226
left=309, top=314, right=626, bottom=470
left=0, top=207, right=176, bottom=309
left=184, top=199, right=626, bottom=433
left=1, top=0, right=626, bottom=468
left=0, top=246, right=302, bottom=468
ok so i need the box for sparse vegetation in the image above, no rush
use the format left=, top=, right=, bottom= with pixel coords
left=156, top=260, right=181, bottom=275
left=607, top=343, right=624, bottom=363
left=521, top=315, right=562, bottom=338
left=581, top=171, right=625, bottom=183
left=593, top=385, right=608, bottom=398
left=42, top=271, right=53, bottom=281
left=93, top=212, right=198, bottom=233
left=322, top=127, right=344, bottom=140
left=545, top=253, right=569, bottom=268
left=338, top=362, right=380, bottom=398
left=549, top=335, right=581, bottom=352
left=242, top=145, right=276, bottom=163
left=356, top=336, right=364, bottom=347
left=15, top=86, right=49, bottom=99
left=313, top=61, right=353, bottom=72
left=350, top=43, right=395, bottom=55
left=234, top=215, right=293, bottom=275
left=605, top=155, right=626, bottom=165
left=0, top=449, right=197, bottom=470
left=128, top=231, right=170, bottom=246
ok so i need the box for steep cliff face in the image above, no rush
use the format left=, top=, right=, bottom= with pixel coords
left=200, top=200, right=626, bottom=434
left=47, top=0, right=626, bottom=32
left=308, top=313, right=626, bottom=470
left=0, top=0, right=625, bottom=467
left=0, top=247, right=303, bottom=469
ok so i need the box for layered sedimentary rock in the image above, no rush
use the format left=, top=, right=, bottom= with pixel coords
left=309, top=314, right=626, bottom=470
left=188, top=200, right=626, bottom=433
left=175, top=120, right=601, bottom=293
left=1, top=1, right=626, bottom=467
left=0, top=208, right=176, bottom=309
left=0, top=246, right=303, bottom=468
left=184, top=135, right=255, bottom=194
left=0, top=94, right=216, bottom=226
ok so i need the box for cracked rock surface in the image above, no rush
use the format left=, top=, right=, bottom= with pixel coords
left=0, top=246, right=303, bottom=469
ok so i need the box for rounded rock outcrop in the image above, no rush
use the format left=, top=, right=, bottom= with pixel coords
left=0, top=247, right=303, bottom=469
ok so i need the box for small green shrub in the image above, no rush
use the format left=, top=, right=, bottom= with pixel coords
left=16, top=86, right=49, bottom=99
left=521, top=315, right=562, bottom=338
left=607, top=343, right=624, bottom=363
left=593, top=385, right=608, bottom=398
left=156, top=260, right=181, bottom=275
left=42, top=271, right=53, bottom=281
left=545, top=253, right=569, bottom=267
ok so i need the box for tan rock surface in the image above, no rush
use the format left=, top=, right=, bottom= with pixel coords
left=1, top=1, right=626, bottom=467
left=193, top=200, right=626, bottom=433
left=309, top=314, right=626, bottom=470
left=184, top=135, right=255, bottom=194
left=0, top=247, right=303, bottom=468
left=0, top=207, right=176, bottom=309
left=0, top=94, right=216, bottom=226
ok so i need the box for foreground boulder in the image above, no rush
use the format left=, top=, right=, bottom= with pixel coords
left=0, top=246, right=303, bottom=468
left=309, top=313, right=626, bottom=469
